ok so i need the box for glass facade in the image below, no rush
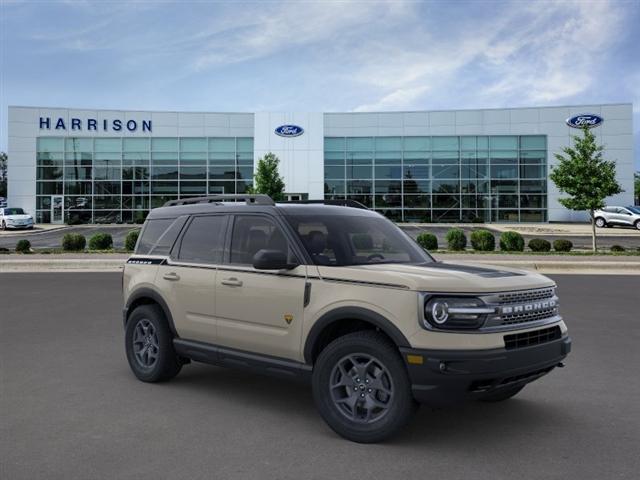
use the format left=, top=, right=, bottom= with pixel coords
left=324, top=135, right=547, bottom=222
left=36, top=137, right=254, bottom=223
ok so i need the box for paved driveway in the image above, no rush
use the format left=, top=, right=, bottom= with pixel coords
left=1, top=273, right=639, bottom=479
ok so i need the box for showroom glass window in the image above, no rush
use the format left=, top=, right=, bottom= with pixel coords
left=35, top=137, right=254, bottom=224
left=324, top=135, right=547, bottom=222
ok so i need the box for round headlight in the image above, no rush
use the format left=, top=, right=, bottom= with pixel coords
left=430, top=301, right=449, bottom=324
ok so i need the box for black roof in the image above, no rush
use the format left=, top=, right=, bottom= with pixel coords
left=147, top=195, right=378, bottom=220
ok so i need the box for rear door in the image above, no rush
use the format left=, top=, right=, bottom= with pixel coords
left=215, top=214, right=307, bottom=361
left=157, top=214, right=228, bottom=344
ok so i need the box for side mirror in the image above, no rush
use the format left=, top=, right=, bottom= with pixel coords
left=252, top=249, right=298, bottom=270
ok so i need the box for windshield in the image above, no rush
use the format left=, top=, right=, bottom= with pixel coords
left=626, top=206, right=640, bottom=214
left=3, top=208, right=25, bottom=215
left=285, top=214, right=434, bottom=266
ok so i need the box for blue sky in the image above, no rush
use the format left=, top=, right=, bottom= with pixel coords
left=1, top=0, right=639, bottom=167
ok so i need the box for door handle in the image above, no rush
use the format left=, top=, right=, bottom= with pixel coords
left=221, top=277, right=243, bottom=287
left=163, top=272, right=180, bottom=281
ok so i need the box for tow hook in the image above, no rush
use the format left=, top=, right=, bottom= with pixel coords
left=557, top=362, right=565, bottom=368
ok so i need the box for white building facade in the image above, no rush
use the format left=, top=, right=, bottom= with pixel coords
left=6, top=104, right=634, bottom=224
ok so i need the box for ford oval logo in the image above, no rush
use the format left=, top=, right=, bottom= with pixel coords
left=275, top=125, right=304, bottom=137
left=566, top=114, right=603, bottom=129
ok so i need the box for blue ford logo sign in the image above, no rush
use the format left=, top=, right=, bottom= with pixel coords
left=566, top=114, right=603, bottom=129
left=275, top=125, right=304, bottom=137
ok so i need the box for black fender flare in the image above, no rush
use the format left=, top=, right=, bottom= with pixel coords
left=124, top=287, right=178, bottom=337
left=303, top=306, right=410, bottom=364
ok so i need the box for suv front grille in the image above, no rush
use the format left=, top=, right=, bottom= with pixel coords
left=482, top=287, right=559, bottom=329
left=497, top=287, right=555, bottom=305
left=504, top=326, right=561, bottom=350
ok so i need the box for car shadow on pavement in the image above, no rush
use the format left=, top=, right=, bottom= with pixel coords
left=162, top=361, right=570, bottom=446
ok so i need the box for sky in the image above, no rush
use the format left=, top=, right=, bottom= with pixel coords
left=1, top=0, right=639, bottom=168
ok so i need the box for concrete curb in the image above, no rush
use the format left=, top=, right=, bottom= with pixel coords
left=0, top=258, right=125, bottom=272
left=1, top=258, right=638, bottom=274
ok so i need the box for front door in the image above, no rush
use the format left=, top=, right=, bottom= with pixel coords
left=51, top=195, right=64, bottom=224
left=215, top=214, right=307, bottom=361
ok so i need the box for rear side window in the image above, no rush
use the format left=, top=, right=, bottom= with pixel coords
left=136, top=216, right=187, bottom=255
left=177, top=215, right=227, bottom=264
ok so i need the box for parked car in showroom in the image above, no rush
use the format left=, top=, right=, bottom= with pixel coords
left=0, top=207, right=35, bottom=230
left=594, top=206, right=640, bottom=230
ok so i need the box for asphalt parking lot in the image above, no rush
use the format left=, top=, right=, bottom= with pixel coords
left=1, top=273, right=639, bottom=480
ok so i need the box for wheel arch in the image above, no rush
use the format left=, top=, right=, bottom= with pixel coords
left=124, top=287, right=178, bottom=337
left=303, top=307, right=410, bottom=364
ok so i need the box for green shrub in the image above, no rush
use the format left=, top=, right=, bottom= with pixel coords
left=88, top=232, right=113, bottom=250
left=416, top=232, right=438, bottom=251
left=15, top=239, right=31, bottom=253
left=62, top=233, right=86, bottom=251
left=500, top=231, right=525, bottom=252
left=445, top=228, right=467, bottom=251
left=553, top=239, right=573, bottom=252
left=470, top=229, right=495, bottom=251
left=528, top=238, right=551, bottom=252
left=610, top=244, right=625, bottom=252
left=125, top=230, right=140, bottom=252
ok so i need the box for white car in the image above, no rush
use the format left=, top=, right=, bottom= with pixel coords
left=594, top=206, right=640, bottom=230
left=0, top=207, right=35, bottom=230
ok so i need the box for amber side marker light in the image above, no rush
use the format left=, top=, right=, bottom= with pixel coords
left=406, top=354, right=424, bottom=365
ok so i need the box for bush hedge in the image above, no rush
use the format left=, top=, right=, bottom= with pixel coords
left=62, top=233, right=86, bottom=251
left=15, top=239, right=31, bottom=253
left=125, top=230, right=140, bottom=252
left=528, top=238, right=551, bottom=252
left=445, top=228, right=467, bottom=251
left=553, top=239, right=573, bottom=252
left=88, top=232, right=113, bottom=250
left=470, top=229, right=495, bottom=251
left=610, top=244, right=625, bottom=252
left=499, top=231, right=525, bottom=252
left=416, top=232, right=438, bottom=251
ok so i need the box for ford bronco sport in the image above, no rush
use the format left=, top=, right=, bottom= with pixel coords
left=122, top=195, right=571, bottom=443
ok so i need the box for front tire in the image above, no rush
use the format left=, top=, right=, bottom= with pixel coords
left=635, top=220, right=640, bottom=230
left=595, top=217, right=606, bottom=228
left=125, top=304, right=182, bottom=383
left=312, top=331, right=417, bottom=443
left=1, top=221, right=5, bottom=231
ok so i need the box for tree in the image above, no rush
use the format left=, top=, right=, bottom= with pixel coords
left=0, top=152, right=7, bottom=198
left=549, top=127, right=623, bottom=252
left=249, top=152, right=286, bottom=201
left=634, top=171, right=640, bottom=205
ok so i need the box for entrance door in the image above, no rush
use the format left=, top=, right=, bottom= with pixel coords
left=51, top=195, right=64, bottom=224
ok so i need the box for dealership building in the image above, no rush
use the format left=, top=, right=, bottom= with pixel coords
left=6, top=103, right=634, bottom=224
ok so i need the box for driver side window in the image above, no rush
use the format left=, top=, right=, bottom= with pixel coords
left=228, top=215, right=293, bottom=266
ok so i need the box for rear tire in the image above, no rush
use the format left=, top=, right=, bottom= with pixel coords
left=478, top=385, right=524, bottom=402
left=1, top=221, right=5, bottom=231
left=125, top=304, right=182, bottom=383
left=312, top=331, right=418, bottom=443
left=595, top=217, right=606, bottom=228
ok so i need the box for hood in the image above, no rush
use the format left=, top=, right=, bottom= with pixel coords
left=4, top=214, right=32, bottom=220
left=316, top=261, right=554, bottom=293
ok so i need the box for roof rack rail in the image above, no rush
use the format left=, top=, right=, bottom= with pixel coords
left=278, top=199, right=369, bottom=210
left=163, top=195, right=275, bottom=207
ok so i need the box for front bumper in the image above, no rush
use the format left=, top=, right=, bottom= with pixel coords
left=400, top=335, right=571, bottom=405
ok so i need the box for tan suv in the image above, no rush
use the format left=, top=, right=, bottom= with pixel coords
left=123, top=195, right=571, bottom=443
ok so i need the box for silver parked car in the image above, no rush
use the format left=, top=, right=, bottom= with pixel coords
left=594, top=206, right=640, bottom=230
